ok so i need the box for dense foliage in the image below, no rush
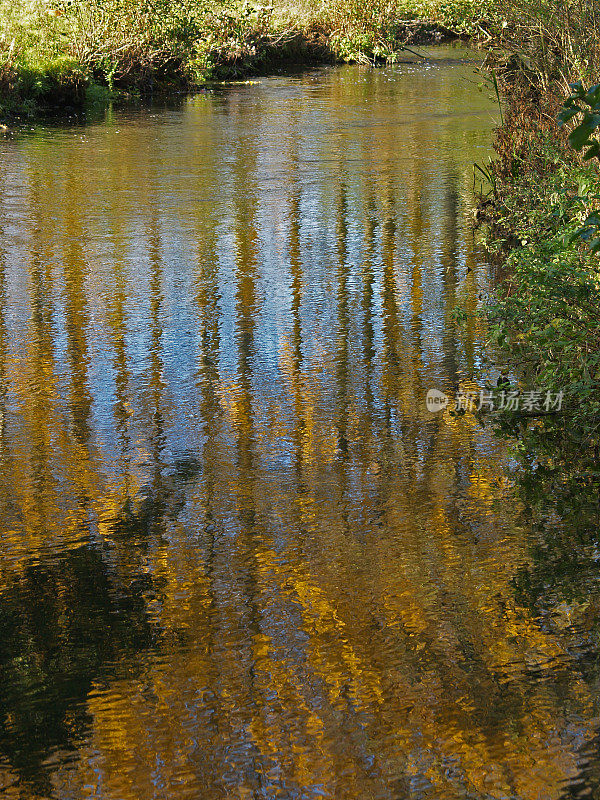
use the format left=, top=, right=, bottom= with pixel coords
left=0, top=0, right=490, bottom=115
left=478, top=67, right=600, bottom=542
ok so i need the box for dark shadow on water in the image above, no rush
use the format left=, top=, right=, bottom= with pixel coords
left=0, top=539, right=162, bottom=795
left=486, top=409, right=600, bottom=798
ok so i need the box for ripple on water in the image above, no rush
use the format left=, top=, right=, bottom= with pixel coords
left=0, top=48, right=597, bottom=800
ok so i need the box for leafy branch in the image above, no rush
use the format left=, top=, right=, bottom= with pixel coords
left=558, top=82, right=600, bottom=252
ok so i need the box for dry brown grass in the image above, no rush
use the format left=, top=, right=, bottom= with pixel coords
left=490, top=0, right=600, bottom=88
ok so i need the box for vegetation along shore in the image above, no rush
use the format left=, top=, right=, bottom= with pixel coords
left=0, top=0, right=490, bottom=117
left=473, top=0, right=600, bottom=535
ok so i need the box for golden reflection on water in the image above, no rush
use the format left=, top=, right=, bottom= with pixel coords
left=0, top=49, right=598, bottom=799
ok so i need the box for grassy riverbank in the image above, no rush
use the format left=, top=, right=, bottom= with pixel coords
left=479, top=0, right=600, bottom=525
left=0, top=0, right=492, bottom=118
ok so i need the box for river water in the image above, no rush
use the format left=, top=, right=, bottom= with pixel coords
left=0, top=46, right=599, bottom=800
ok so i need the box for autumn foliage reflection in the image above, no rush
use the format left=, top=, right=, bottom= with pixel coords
left=0, top=60, right=596, bottom=800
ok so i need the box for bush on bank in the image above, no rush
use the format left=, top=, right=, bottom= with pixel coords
left=0, top=0, right=491, bottom=117
left=480, top=89, right=600, bottom=610
left=480, top=66, right=600, bottom=527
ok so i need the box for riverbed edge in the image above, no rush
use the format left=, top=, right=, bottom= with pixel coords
left=0, top=20, right=467, bottom=123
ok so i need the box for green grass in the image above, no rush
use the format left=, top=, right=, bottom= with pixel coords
left=0, top=0, right=490, bottom=117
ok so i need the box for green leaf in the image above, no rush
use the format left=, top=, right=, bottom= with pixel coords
left=568, top=81, right=585, bottom=97
left=568, top=114, right=600, bottom=150
left=585, top=84, right=600, bottom=106
left=557, top=106, right=580, bottom=125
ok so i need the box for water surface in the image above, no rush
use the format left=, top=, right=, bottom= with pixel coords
left=0, top=46, right=598, bottom=800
